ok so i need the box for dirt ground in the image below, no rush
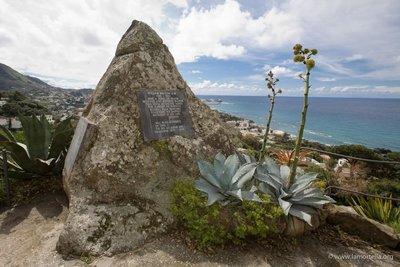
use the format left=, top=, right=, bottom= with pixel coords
left=1, top=191, right=399, bottom=267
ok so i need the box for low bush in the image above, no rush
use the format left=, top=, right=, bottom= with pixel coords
left=350, top=195, right=400, bottom=233
left=171, top=180, right=284, bottom=249
left=367, top=178, right=400, bottom=199
left=304, top=165, right=337, bottom=191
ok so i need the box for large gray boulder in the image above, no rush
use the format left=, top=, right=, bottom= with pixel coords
left=326, top=204, right=400, bottom=249
left=57, top=20, right=239, bottom=257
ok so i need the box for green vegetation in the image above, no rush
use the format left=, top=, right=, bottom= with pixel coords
left=0, top=91, right=49, bottom=116
left=329, top=144, right=380, bottom=160
left=171, top=180, right=284, bottom=249
left=241, top=134, right=262, bottom=152
left=12, top=130, right=25, bottom=143
left=256, top=157, right=335, bottom=226
left=350, top=195, right=400, bottom=232
left=304, top=165, right=337, bottom=191
left=289, top=44, right=318, bottom=185
left=0, top=115, right=73, bottom=179
left=185, top=44, right=335, bottom=238
left=259, top=71, right=281, bottom=161
left=367, top=178, right=400, bottom=198
left=328, top=145, right=400, bottom=182
left=195, top=152, right=260, bottom=205
left=151, top=140, right=172, bottom=159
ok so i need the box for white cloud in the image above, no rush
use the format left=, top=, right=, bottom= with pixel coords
left=316, top=56, right=354, bottom=76
left=190, top=70, right=202, bottom=74
left=345, top=54, right=364, bottom=62
left=258, top=64, right=298, bottom=78
left=316, top=77, right=336, bottom=82
left=0, top=0, right=188, bottom=88
left=314, top=86, right=326, bottom=92
left=246, top=74, right=265, bottom=81
left=331, top=85, right=369, bottom=93
left=190, top=79, right=262, bottom=95
left=170, top=0, right=301, bottom=63
left=0, top=0, right=399, bottom=93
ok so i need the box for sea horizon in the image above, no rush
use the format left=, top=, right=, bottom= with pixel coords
left=198, top=95, right=400, bottom=152
left=198, top=95, right=400, bottom=100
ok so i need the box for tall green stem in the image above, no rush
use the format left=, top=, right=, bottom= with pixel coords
left=288, top=67, right=310, bottom=185
left=259, top=98, right=275, bottom=161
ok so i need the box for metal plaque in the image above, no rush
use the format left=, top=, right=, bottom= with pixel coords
left=137, top=90, right=194, bottom=141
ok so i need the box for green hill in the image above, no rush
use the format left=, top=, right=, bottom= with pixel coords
left=0, top=63, right=55, bottom=92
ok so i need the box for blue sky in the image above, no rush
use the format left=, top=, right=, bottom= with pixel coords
left=0, top=0, right=399, bottom=98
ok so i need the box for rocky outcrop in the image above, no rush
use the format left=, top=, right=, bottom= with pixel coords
left=326, top=204, right=400, bottom=249
left=57, top=20, right=239, bottom=257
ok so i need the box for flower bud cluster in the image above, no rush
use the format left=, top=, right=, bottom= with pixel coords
left=292, top=43, right=318, bottom=69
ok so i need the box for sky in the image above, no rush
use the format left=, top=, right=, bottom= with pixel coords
left=1, top=0, right=400, bottom=98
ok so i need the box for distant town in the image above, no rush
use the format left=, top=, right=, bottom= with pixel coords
left=0, top=89, right=92, bottom=129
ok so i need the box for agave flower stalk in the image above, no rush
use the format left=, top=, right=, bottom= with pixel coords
left=259, top=71, right=282, bottom=162
left=288, top=44, right=318, bottom=185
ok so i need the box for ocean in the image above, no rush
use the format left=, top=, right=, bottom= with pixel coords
left=198, top=95, right=400, bottom=151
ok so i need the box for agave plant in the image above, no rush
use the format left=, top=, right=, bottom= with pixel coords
left=195, top=152, right=262, bottom=206
left=256, top=157, right=335, bottom=226
left=0, top=115, right=74, bottom=178
left=350, top=195, right=400, bottom=225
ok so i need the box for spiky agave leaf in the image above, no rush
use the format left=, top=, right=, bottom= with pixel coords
left=257, top=162, right=335, bottom=226
left=198, top=160, right=221, bottom=189
left=48, top=117, right=73, bottom=159
left=0, top=116, right=74, bottom=178
left=195, top=179, right=225, bottom=205
left=0, top=141, right=35, bottom=172
left=213, top=152, right=225, bottom=177
left=0, top=125, right=17, bottom=142
left=195, top=152, right=261, bottom=206
left=19, top=115, right=52, bottom=160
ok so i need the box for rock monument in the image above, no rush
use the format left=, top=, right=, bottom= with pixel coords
left=57, top=20, right=239, bottom=256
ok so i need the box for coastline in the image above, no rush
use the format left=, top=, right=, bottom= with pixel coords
left=218, top=110, right=331, bottom=150
left=203, top=95, right=400, bottom=152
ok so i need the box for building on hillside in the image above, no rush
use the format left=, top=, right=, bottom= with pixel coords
left=0, top=116, right=22, bottom=129
left=35, top=114, right=55, bottom=124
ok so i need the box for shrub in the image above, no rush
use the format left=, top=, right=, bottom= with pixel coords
left=350, top=195, right=400, bottom=229
left=171, top=180, right=284, bottom=249
left=326, top=158, right=336, bottom=170
left=241, top=134, right=262, bottom=151
left=389, top=220, right=400, bottom=233
left=367, top=178, right=400, bottom=198
left=304, top=165, right=336, bottom=184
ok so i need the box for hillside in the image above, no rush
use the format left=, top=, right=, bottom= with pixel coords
left=0, top=63, right=93, bottom=117
left=0, top=63, right=56, bottom=93
left=0, top=63, right=93, bottom=96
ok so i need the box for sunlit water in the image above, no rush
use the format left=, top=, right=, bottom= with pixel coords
left=199, top=96, right=400, bottom=151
